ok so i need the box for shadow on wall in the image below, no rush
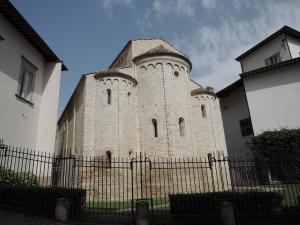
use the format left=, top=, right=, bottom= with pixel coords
left=244, top=64, right=300, bottom=92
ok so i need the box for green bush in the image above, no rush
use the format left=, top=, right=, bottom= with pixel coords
left=251, top=129, right=300, bottom=183
left=0, top=167, right=39, bottom=186
left=0, top=184, right=86, bottom=217
left=169, top=192, right=283, bottom=224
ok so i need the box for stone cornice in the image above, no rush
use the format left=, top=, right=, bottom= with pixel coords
left=191, top=88, right=216, bottom=97
left=94, top=71, right=137, bottom=86
left=133, top=52, right=192, bottom=71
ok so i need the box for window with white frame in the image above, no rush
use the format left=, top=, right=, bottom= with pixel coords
left=18, top=57, right=37, bottom=102
left=265, top=52, right=281, bottom=66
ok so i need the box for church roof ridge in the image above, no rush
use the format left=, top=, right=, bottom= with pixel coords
left=143, top=45, right=174, bottom=54
left=109, top=38, right=190, bottom=69
left=131, top=37, right=163, bottom=42
left=131, top=38, right=188, bottom=58
left=190, top=79, right=204, bottom=89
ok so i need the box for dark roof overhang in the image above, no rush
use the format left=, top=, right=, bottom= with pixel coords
left=236, top=26, right=300, bottom=61
left=216, top=79, right=243, bottom=98
left=240, top=57, right=300, bottom=78
left=0, top=0, right=68, bottom=71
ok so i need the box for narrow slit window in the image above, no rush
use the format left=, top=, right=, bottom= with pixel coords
left=152, top=119, right=158, bottom=137
left=107, top=89, right=111, bottom=105
left=179, top=117, right=185, bottom=137
left=201, top=104, right=207, bottom=118
left=128, top=92, right=131, bottom=105
left=207, top=153, right=213, bottom=169
left=106, top=151, right=112, bottom=167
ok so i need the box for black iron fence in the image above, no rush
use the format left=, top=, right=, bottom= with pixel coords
left=0, top=143, right=300, bottom=225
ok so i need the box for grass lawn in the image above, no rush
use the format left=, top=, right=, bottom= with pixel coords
left=85, top=184, right=300, bottom=209
left=233, top=183, right=300, bottom=207
left=85, top=197, right=170, bottom=209
left=276, top=184, right=300, bottom=206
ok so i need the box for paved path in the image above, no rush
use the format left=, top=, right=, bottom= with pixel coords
left=0, top=209, right=130, bottom=225
left=0, top=209, right=62, bottom=225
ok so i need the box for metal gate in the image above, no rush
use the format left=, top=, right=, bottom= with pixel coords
left=130, top=155, right=153, bottom=222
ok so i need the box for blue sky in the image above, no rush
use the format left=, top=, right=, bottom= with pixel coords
left=11, top=0, right=300, bottom=116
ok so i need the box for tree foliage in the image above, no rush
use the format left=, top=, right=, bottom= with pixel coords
left=251, top=129, right=300, bottom=182
left=0, top=167, right=39, bottom=186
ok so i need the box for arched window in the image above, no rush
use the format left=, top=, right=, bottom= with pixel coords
left=106, top=151, right=112, bottom=167
left=107, top=89, right=111, bottom=105
left=179, top=117, right=185, bottom=137
left=201, top=104, right=207, bottom=118
left=152, top=119, right=158, bottom=137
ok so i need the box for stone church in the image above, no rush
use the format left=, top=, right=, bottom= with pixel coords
left=56, top=39, right=227, bottom=158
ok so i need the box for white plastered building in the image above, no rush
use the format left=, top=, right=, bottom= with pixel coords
left=217, top=26, right=300, bottom=157
left=0, top=0, right=67, bottom=153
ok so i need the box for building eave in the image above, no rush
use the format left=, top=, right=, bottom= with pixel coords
left=239, top=57, right=300, bottom=78
left=0, top=0, right=68, bottom=71
left=235, top=26, right=300, bottom=61
left=57, top=75, right=86, bottom=124
left=216, top=79, right=243, bottom=98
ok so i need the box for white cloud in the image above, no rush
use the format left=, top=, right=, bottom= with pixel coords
left=201, top=0, right=218, bottom=11
left=173, top=0, right=300, bottom=91
left=101, top=0, right=134, bottom=10
left=152, top=0, right=196, bottom=18
left=136, top=0, right=197, bottom=32
left=136, top=9, right=152, bottom=33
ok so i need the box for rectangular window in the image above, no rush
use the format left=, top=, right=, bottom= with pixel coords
left=239, top=117, right=254, bottom=137
left=17, top=57, right=37, bottom=102
left=265, top=52, right=281, bottom=66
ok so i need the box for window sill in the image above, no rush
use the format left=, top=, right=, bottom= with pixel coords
left=15, top=94, right=34, bottom=106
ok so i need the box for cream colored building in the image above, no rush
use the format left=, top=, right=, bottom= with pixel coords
left=56, top=39, right=226, bottom=158
left=0, top=1, right=67, bottom=153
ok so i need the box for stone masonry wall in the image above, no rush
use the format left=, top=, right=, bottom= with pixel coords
left=55, top=77, right=85, bottom=156
left=191, top=94, right=227, bottom=157
left=81, top=74, right=138, bottom=157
